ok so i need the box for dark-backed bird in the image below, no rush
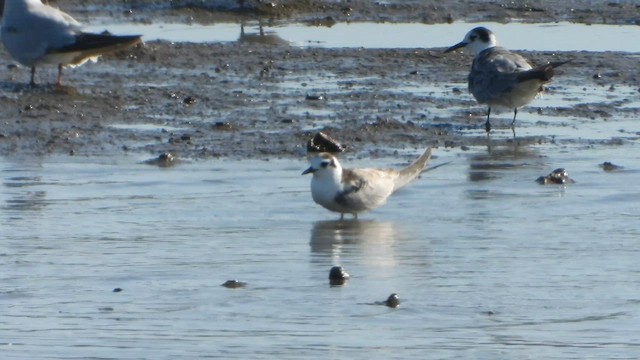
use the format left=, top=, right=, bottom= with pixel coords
left=445, top=27, right=569, bottom=135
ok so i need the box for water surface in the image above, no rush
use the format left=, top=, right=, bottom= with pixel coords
left=90, top=21, right=640, bottom=51
left=2, top=142, right=639, bottom=359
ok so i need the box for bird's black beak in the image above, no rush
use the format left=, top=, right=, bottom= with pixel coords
left=302, top=167, right=315, bottom=175
left=444, top=41, right=467, bottom=53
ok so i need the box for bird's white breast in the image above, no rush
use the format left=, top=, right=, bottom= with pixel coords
left=310, top=175, right=343, bottom=212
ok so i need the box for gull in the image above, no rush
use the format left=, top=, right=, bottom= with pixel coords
left=445, top=26, right=569, bottom=134
left=302, top=147, right=432, bottom=219
left=1, top=0, right=142, bottom=86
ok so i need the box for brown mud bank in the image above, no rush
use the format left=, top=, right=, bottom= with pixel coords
left=0, top=1, right=639, bottom=160
left=1, top=40, right=638, bottom=160
left=10, top=0, right=640, bottom=25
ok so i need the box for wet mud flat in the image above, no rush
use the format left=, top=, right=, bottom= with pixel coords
left=0, top=1, right=639, bottom=160
left=15, top=0, right=640, bottom=25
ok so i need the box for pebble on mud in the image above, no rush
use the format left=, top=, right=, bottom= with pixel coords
left=329, top=266, right=350, bottom=286
left=535, top=168, right=576, bottom=185
left=307, top=132, right=346, bottom=154
left=221, top=280, right=247, bottom=289
left=213, top=121, right=234, bottom=130
left=599, top=161, right=624, bottom=172
left=183, top=96, right=197, bottom=105
left=305, top=94, right=325, bottom=101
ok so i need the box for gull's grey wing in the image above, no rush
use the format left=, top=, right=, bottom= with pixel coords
left=468, top=47, right=533, bottom=104
left=335, top=168, right=397, bottom=212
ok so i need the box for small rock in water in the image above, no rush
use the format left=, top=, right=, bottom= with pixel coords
left=599, top=161, right=624, bottom=172
left=221, top=280, right=247, bottom=289
left=535, top=168, right=575, bottom=185
left=142, top=152, right=178, bottom=167
left=307, top=132, right=346, bottom=154
left=384, top=293, right=400, bottom=308
left=329, top=266, right=350, bottom=286
left=113, top=288, right=123, bottom=293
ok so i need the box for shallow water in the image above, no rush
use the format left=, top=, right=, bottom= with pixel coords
left=90, top=21, right=640, bottom=52
left=2, top=140, right=640, bottom=359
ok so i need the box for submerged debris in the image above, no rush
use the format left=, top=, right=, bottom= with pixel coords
left=599, top=161, right=624, bottom=172
left=536, top=168, right=576, bottom=185
left=373, top=293, right=400, bottom=308
left=221, top=280, right=247, bottom=289
left=307, top=132, right=346, bottom=154
left=329, top=265, right=350, bottom=286
left=142, top=152, right=179, bottom=167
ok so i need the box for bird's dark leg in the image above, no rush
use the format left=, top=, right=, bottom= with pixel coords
left=511, top=108, right=518, bottom=138
left=30, top=66, right=36, bottom=86
left=340, top=213, right=344, bottom=221
left=354, top=213, right=358, bottom=220
left=56, top=64, right=63, bottom=86
left=485, top=106, right=492, bottom=134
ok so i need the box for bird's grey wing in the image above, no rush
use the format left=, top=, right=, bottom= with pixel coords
left=335, top=168, right=396, bottom=211
left=469, top=47, right=533, bottom=103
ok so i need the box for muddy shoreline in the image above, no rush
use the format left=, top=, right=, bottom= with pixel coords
left=21, top=0, right=640, bottom=26
left=1, top=1, right=639, bottom=160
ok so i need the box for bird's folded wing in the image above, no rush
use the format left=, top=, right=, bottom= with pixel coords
left=49, top=33, right=142, bottom=55
left=335, top=168, right=396, bottom=209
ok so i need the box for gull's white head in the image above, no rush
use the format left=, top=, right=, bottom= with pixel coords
left=445, top=27, right=498, bottom=56
left=302, top=153, right=342, bottom=178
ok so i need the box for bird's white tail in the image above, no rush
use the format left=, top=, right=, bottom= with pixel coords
left=393, top=147, right=432, bottom=192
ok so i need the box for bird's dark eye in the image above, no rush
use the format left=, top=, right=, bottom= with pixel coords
left=321, top=161, right=329, bottom=168
left=470, top=34, right=477, bottom=41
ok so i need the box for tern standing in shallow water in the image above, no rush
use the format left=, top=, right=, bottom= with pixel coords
left=445, top=26, right=569, bottom=135
left=1, top=0, right=142, bottom=86
left=302, top=148, right=432, bottom=219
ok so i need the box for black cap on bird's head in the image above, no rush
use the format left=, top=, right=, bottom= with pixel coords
left=445, top=27, right=497, bottom=55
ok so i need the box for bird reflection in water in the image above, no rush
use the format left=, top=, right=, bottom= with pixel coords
left=309, top=219, right=398, bottom=267
left=468, top=143, right=543, bottom=182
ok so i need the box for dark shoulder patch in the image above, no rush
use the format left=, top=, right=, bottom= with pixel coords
left=476, top=27, right=491, bottom=43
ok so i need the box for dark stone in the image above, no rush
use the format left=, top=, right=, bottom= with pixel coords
left=307, top=132, right=346, bottom=153
left=329, top=266, right=350, bottom=286
left=384, top=293, right=400, bottom=308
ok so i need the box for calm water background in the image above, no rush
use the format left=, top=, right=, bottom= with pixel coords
left=2, top=139, right=639, bottom=359
left=90, top=21, right=640, bottom=51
